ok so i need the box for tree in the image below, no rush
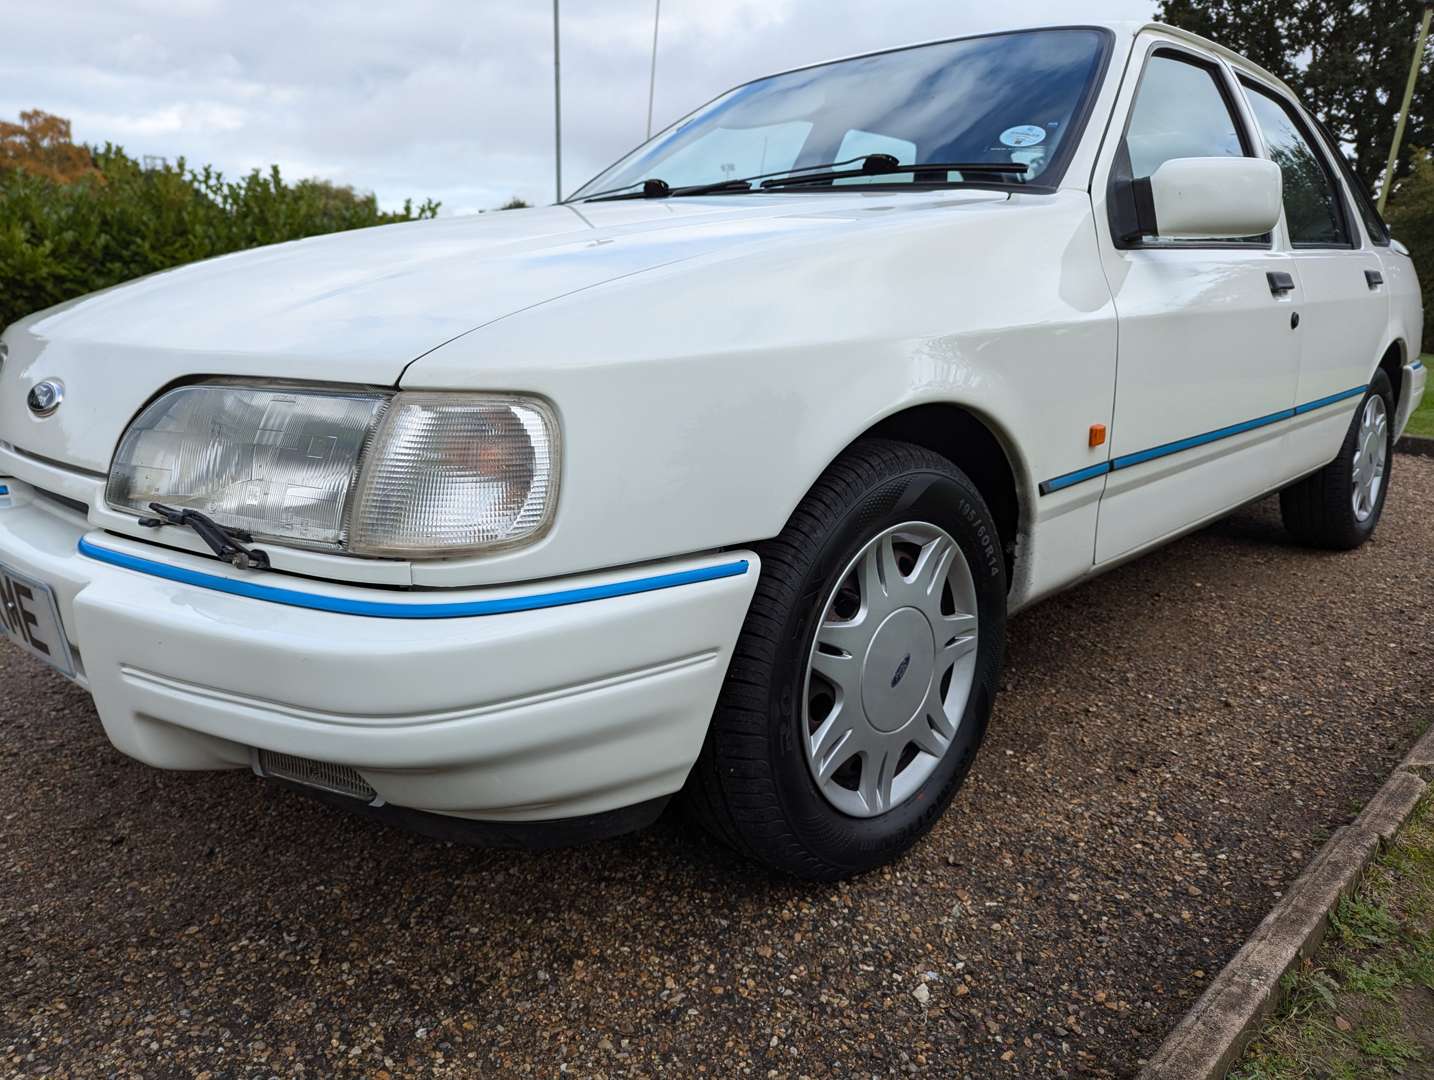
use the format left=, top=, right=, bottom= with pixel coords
left=1384, top=148, right=1434, bottom=350
left=1156, top=0, right=1432, bottom=194
left=0, top=109, right=99, bottom=183
left=498, top=196, right=531, bottom=210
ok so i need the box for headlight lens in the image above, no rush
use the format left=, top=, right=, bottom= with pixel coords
left=107, top=385, right=388, bottom=548
left=106, top=384, right=560, bottom=558
left=347, top=393, right=559, bottom=557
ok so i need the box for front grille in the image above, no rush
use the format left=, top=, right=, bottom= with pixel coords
left=257, top=750, right=377, bottom=803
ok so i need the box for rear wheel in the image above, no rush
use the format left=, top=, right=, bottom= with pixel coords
left=1280, top=370, right=1394, bottom=550
left=686, top=439, right=1007, bottom=880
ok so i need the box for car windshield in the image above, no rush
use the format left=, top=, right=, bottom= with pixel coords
left=571, top=27, right=1109, bottom=200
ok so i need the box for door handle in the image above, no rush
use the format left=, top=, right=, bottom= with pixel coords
left=1366, top=269, right=1384, bottom=289
left=1267, top=271, right=1296, bottom=296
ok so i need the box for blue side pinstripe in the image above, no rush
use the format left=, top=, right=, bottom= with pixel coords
left=1038, top=384, right=1369, bottom=496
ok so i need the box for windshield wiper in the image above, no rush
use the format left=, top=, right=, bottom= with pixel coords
left=138, top=502, right=272, bottom=570
left=579, top=154, right=894, bottom=203
left=760, top=158, right=1028, bottom=188
left=578, top=154, right=1027, bottom=203
left=581, top=178, right=682, bottom=202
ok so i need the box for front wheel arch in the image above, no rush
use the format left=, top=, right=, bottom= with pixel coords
left=858, top=403, right=1025, bottom=586
left=687, top=438, right=1008, bottom=879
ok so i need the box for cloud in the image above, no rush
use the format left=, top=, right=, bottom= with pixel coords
left=0, top=0, right=1154, bottom=213
left=70, top=102, right=248, bottom=138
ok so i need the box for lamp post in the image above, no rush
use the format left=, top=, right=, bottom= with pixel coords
left=1377, top=0, right=1433, bottom=214
left=553, top=0, right=563, bottom=203
left=646, top=0, right=662, bottom=140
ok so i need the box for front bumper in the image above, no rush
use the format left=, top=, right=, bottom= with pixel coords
left=0, top=484, right=758, bottom=824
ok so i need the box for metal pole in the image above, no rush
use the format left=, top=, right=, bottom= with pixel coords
left=1377, top=1, right=1433, bottom=213
left=646, top=0, right=662, bottom=139
left=554, top=0, right=563, bottom=203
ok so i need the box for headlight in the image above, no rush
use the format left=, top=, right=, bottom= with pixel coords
left=106, top=384, right=560, bottom=558
left=347, top=393, right=559, bottom=557
left=107, top=385, right=387, bottom=548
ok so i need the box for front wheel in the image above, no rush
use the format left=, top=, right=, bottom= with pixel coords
left=686, top=439, right=1007, bottom=880
left=1280, top=370, right=1394, bottom=550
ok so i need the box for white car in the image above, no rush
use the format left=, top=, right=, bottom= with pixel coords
left=0, top=21, right=1422, bottom=879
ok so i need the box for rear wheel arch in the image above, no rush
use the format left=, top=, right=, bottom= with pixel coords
left=1281, top=369, right=1394, bottom=550
left=1377, top=340, right=1406, bottom=411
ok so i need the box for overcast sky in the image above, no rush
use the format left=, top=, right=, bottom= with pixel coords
left=4, top=0, right=1156, bottom=215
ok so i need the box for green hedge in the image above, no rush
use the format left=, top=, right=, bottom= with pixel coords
left=1385, top=151, right=1434, bottom=355
left=0, top=145, right=438, bottom=331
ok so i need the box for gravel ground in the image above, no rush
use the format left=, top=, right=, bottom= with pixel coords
left=4, top=458, right=1434, bottom=1080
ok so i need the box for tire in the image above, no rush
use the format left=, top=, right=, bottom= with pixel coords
left=686, top=438, right=1007, bottom=880
left=1280, top=370, right=1394, bottom=550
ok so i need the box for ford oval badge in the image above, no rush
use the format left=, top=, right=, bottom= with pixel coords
left=27, top=380, right=63, bottom=417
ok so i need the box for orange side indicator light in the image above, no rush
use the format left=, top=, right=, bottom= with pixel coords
left=1089, top=423, right=1107, bottom=448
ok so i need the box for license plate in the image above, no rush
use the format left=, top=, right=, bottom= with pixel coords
left=0, top=564, right=74, bottom=677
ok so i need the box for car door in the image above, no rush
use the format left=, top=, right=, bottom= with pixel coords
left=1235, top=75, right=1390, bottom=479
left=1090, top=40, right=1301, bottom=565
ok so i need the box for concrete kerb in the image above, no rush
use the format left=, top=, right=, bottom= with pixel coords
left=1138, top=725, right=1434, bottom=1079
left=1396, top=434, right=1434, bottom=459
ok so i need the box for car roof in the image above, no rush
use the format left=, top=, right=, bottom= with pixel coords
left=758, top=21, right=1297, bottom=103
left=1136, top=21, right=1297, bottom=98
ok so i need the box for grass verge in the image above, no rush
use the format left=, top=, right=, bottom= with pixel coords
left=1231, top=792, right=1434, bottom=1079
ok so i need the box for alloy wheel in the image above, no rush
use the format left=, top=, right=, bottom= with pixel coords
left=1352, top=394, right=1388, bottom=523
left=801, top=522, right=979, bottom=818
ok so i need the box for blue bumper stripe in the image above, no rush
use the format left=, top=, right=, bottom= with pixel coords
left=77, top=537, right=750, bottom=619
left=1039, top=383, right=1368, bottom=496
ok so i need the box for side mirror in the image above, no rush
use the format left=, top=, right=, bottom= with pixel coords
left=1130, top=157, right=1283, bottom=240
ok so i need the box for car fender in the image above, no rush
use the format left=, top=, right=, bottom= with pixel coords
left=400, top=190, right=1119, bottom=593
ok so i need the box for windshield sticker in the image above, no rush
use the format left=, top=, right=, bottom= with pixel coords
left=999, top=125, right=1046, bottom=148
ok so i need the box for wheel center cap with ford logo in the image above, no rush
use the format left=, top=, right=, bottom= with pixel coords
left=861, top=607, right=935, bottom=733
left=27, top=380, right=63, bottom=417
